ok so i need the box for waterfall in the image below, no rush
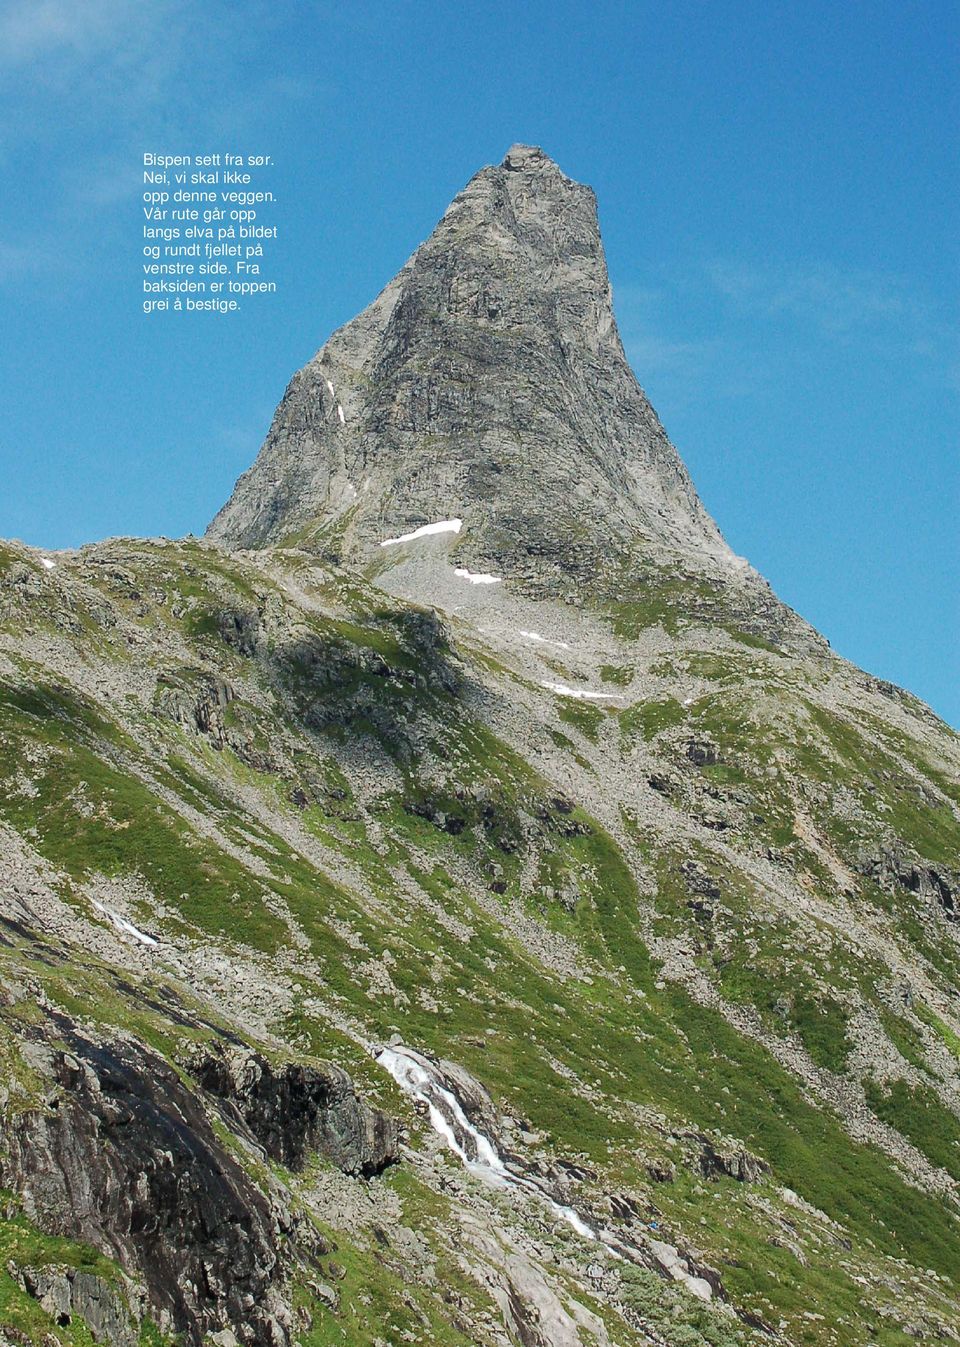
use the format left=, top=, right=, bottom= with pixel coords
left=377, top=1043, right=714, bottom=1302
left=379, top=1045, right=603, bottom=1243
left=378, top=1044, right=506, bottom=1176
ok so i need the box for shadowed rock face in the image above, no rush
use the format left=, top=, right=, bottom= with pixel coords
left=207, top=145, right=731, bottom=579
left=0, top=1010, right=398, bottom=1346
left=2, top=1019, right=291, bottom=1346
left=192, top=1043, right=399, bottom=1175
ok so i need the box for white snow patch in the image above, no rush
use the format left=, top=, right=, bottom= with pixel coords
left=380, top=518, right=463, bottom=547
left=337, top=404, right=346, bottom=424
left=39, top=557, right=56, bottom=570
left=92, top=900, right=157, bottom=947
left=682, top=697, right=694, bottom=707
left=542, top=682, right=618, bottom=701
left=519, top=630, right=571, bottom=651
left=325, top=379, right=335, bottom=394
left=454, top=568, right=501, bottom=585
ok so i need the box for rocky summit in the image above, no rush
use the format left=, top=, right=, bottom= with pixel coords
left=208, top=145, right=729, bottom=572
left=1, top=148, right=959, bottom=1347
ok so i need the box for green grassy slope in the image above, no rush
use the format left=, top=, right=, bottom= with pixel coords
left=0, top=538, right=958, bottom=1347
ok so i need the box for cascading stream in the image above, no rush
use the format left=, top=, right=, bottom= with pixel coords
left=379, top=1046, right=619, bottom=1246
left=377, top=1044, right=715, bottom=1303
left=378, top=1044, right=505, bottom=1175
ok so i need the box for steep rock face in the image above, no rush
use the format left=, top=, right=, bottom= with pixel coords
left=206, top=145, right=732, bottom=581
left=1, top=1016, right=292, bottom=1346
left=192, top=1043, right=399, bottom=1175
left=0, top=990, right=401, bottom=1347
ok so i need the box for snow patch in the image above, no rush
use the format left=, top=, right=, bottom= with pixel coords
left=454, top=568, right=501, bottom=585
left=380, top=518, right=463, bottom=547
left=39, top=557, right=55, bottom=570
left=542, top=682, right=618, bottom=701
left=520, top=630, right=571, bottom=651
left=92, top=900, right=157, bottom=946
left=325, top=379, right=335, bottom=394
left=337, top=404, right=346, bottom=425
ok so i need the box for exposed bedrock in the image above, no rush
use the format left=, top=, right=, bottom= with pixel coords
left=1, top=1018, right=292, bottom=1345
left=0, top=1013, right=399, bottom=1345
left=191, top=1041, right=399, bottom=1176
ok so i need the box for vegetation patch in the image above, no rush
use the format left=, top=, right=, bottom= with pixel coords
left=620, top=696, right=687, bottom=743
left=599, top=663, right=635, bottom=685
left=558, top=698, right=605, bottom=741
left=864, top=1078, right=960, bottom=1180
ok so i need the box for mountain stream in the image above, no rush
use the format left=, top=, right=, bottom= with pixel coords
left=377, top=1043, right=714, bottom=1302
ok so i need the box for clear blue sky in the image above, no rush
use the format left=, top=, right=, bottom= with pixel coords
left=1, top=0, right=957, bottom=724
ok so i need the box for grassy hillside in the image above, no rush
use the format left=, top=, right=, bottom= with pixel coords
left=0, top=536, right=958, bottom=1347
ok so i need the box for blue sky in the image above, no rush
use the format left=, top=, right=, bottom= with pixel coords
left=1, top=0, right=957, bottom=723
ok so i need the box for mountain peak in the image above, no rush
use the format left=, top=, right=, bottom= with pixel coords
left=207, top=148, right=734, bottom=585
left=501, top=142, right=554, bottom=170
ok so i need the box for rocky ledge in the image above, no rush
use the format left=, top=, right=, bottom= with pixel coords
left=0, top=1006, right=398, bottom=1345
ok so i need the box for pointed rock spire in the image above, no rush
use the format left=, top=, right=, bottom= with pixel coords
left=207, top=146, right=733, bottom=583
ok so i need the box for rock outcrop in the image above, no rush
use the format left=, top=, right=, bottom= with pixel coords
left=1, top=1016, right=292, bottom=1346
left=206, top=145, right=732, bottom=584
left=860, top=849, right=959, bottom=921
left=192, top=1043, right=399, bottom=1175
left=10, top=1265, right=140, bottom=1347
left=0, top=1008, right=399, bottom=1346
